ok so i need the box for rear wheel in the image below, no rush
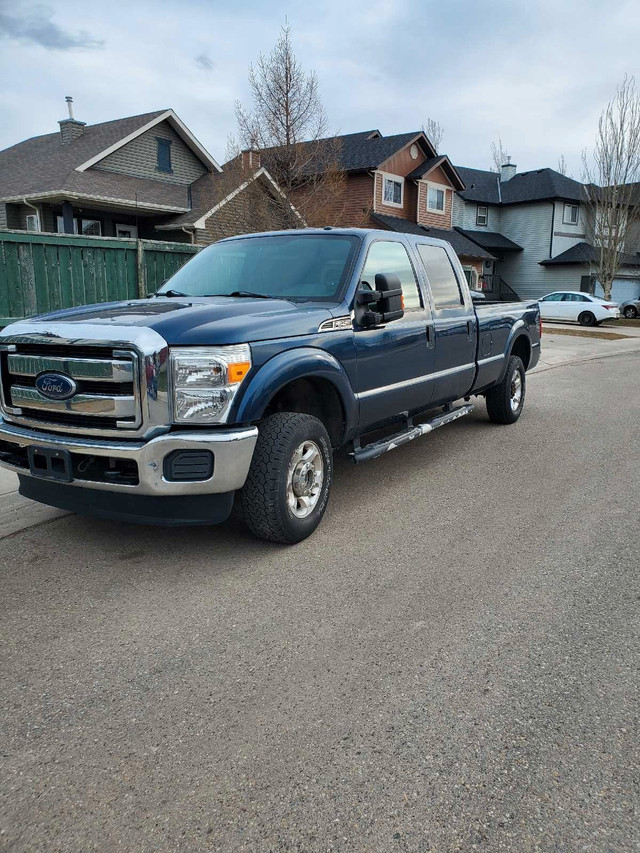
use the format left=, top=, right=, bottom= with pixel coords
left=578, top=311, right=596, bottom=326
left=240, top=412, right=333, bottom=543
left=485, top=355, right=526, bottom=424
left=624, top=305, right=638, bottom=319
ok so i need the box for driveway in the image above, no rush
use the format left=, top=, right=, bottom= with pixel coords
left=1, top=354, right=639, bottom=852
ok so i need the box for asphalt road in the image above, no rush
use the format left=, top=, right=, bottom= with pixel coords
left=1, top=354, right=639, bottom=853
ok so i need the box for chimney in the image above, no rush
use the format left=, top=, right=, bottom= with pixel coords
left=58, top=96, right=86, bottom=144
left=241, top=149, right=261, bottom=171
left=500, top=157, right=517, bottom=182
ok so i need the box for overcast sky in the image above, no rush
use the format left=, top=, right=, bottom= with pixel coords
left=1, top=0, right=638, bottom=176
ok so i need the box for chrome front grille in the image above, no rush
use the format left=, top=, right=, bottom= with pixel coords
left=0, top=322, right=171, bottom=439
left=0, top=343, right=142, bottom=435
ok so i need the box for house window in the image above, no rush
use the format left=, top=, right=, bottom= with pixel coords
left=56, top=215, right=79, bottom=234
left=382, top=175, right=404, bottom=207
left=563, top=203, right=579, bottom=225
left=157, top=138, right=172, bottom=173
left=476, top=205, right=488, bottom=226
left=427, top=184, right=446, bottom=214
left=26, top=214, right=40, bottom=232
left=55, top=216, right=101, bottom=235
left=462, top=266, right=479, bottom=289
left=80, top=219, right=101, bottom=236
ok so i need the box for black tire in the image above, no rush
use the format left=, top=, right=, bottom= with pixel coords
left=485, top=355, right=526, bottom=424
left=240, top=412, right=333, bottom=544
left=578, top=311, right=596, bottom=327
left=624, top=306, right=638, bottom=319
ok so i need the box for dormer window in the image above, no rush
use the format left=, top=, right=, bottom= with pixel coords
left=156, top=138, right=172, bottom=173
left=382, top=174, right=404, bottom=207
left=427, top=183, right=446, bottom=214
left=563, top=203, right=579, bottom=225
left=476, top=205, right=488, bottom=226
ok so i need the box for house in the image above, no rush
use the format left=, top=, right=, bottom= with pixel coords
left=452, top=161, right=640, bottom=301
left=0, top=99, right=301, bottom=244
left=262, top=129, right=493, bottom=283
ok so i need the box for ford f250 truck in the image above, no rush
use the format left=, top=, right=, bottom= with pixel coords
left=0, top=229, right=540, bottom=543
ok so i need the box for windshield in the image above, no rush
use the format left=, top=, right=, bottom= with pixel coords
left=156, top=234, right=361, bottom=302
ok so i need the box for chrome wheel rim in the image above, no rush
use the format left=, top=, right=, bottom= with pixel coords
left=510, top=370, right=523, bottom=412
left=286, top=440, right=324, bottom=519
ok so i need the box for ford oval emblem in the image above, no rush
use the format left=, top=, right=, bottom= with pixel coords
left=35, top=372, right=78, bottom=400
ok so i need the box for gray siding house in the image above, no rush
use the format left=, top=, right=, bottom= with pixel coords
left=451, top=162, right=640, bottom=302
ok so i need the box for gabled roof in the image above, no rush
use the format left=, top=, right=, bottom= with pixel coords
left=455, top=165, right=586, bottom=205
left=0, top=109, right=219, bottom=210
left=455, top=228, right=523, bottom=252
left=540, top=241, right=640, bottom=267
left=261, top=130, right=436, bottom=176
left=371, top=213, right=494, bottom=259
left=156, top=167, right=305, bottom=230
left=407, top=155, right=465, bottom=190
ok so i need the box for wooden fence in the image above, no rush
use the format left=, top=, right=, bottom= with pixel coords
left=0, top=230, right=200, bottom=327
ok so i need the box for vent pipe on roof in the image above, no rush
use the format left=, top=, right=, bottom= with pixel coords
left=500, top=157, right=517, bottom=182
left=59, top=96, right=86, bottom=144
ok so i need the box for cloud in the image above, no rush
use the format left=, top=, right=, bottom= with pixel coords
left=195, top=52, right=214, bottom=71
left=0, top=4, right=103, bottom=50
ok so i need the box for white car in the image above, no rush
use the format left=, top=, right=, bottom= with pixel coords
left=538, top=291, right=620, bottom=326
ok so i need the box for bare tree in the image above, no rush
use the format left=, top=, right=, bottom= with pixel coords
left=489, top=137, right=511, bottom=172
left=557, top=154, right=568, bottom=175
left=422, top=118, right=444, bottom=152
left=582, top=75, right=640, bottom=299
left=233, top=24, right=346, bottom=227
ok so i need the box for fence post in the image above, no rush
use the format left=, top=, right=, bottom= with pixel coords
left=137, top=239, right=146, bottom=298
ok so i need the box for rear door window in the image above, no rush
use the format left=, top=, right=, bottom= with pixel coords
left=416, top=244, right=464, bottom=309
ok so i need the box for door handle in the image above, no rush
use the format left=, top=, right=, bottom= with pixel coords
left=466, top=320, right=473, bottom=338
left=426, top=324, right=435, bottom=348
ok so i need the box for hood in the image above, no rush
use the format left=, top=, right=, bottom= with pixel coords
left=19, top=297, right=336, bottom=346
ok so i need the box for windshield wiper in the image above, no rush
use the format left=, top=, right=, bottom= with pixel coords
left=222, top=290, right=281, bottom=300
left=156, top=288, right=188, bottom=298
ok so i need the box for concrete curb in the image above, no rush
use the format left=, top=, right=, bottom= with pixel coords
left=530, top=343, right=640, bottom=375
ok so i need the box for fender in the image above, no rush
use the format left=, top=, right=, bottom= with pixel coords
left=233, top=347, right=359, bottom=436
left=499, top=320, right=531, bottom=378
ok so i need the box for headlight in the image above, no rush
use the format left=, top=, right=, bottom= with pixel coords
left=170, top=345, right=251, bottom=424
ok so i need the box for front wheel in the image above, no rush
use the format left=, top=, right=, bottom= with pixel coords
left=240, top=412, right=333, bottom=543
left=485, top=355, right=526, bottom=424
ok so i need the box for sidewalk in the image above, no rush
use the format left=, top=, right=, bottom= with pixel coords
left=0, top=466, right=67, bottom=539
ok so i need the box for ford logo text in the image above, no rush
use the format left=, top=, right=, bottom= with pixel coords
left=35, top=372, right=78, bottom=401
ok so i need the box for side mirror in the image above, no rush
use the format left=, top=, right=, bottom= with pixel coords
left=356, top=273, right=404, bottom=327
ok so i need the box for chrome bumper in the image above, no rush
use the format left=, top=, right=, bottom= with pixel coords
left=0, top=418, right=258, bottom=496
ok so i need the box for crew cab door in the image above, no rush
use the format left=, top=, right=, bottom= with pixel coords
left=353, top=239, right=435, bottom=430
left=415, top=243, right=476, bottom=404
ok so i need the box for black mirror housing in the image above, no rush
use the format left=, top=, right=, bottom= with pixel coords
left=356, top=272, right=405, bottom=327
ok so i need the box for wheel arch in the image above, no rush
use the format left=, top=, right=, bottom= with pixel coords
left=233, top=348, right=358, bottom=447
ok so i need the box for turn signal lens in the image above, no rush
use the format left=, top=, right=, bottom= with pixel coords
left=227, top=361, right=251, bottom=384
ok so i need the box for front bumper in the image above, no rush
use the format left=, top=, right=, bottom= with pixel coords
left=0, top=418, right=258, bottom=496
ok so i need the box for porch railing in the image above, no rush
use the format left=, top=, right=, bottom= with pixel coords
left=480, top=274, right=521, bottom=302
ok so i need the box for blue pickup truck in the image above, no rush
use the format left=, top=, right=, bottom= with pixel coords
left=0, top=229, right=540, bottom=542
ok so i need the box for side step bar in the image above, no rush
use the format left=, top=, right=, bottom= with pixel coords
left=352, top=403, right=474, bottom=464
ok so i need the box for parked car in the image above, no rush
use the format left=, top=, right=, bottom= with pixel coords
left=538, top=291, right=620, bottom=326
left=0, top=229, right=541, bottom=543
left=620, top=297, right=640, bottom=319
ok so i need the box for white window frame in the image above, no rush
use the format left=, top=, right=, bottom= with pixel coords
left=25, top=213, right=40, bottom=232
left=563, top=203, right=579, bottom=225
left=476, top=205, right=488, bottom=226
left=115, top=223, right=138, bottom=239
left=381, top=173, right=404, bottom=209
left=462, top=265, right=479, bottom=290
left=80, top=219, right=102, bottom=236
left=56, top=215, right=79, bottom=234
left=426, top=181, right=447, bottom=215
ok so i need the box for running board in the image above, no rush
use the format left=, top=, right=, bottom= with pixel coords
left=352, top=404, right=474, bottom=464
